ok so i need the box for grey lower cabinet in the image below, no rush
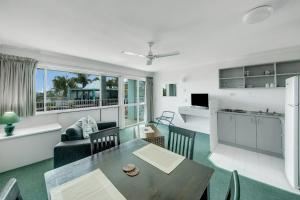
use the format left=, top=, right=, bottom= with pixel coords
left=217, top=112, right=283, bottom=157
left=236, top=115, right=257, bottom=149
left=217, top=113, right=236, bottom=144
left=256, top=117, right=283, bottom=155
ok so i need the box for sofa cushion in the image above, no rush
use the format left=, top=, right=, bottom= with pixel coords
left=65, top=123, right=83, bottom=141
left=97, top=121, right=117, bottom=130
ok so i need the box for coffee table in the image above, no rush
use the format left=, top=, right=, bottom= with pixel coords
left=134, top=124, right=165, bottom=147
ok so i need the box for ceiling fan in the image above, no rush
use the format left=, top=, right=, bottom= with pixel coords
left=122, top=42, right=180, bottom=65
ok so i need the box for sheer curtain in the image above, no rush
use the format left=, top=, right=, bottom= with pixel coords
left=146, top=76, right=154, bottom=122
left=0, top=54, right=38, bottom=117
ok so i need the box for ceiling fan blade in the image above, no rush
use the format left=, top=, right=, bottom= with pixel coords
left=155, top=51, right=180, bottom=58
left=146, top=59, right=152, bottom=65
left=121, top=51, right=146, bottom=58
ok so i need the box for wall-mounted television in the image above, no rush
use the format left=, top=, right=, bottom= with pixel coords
left=191, top=93, right=209, bottom=108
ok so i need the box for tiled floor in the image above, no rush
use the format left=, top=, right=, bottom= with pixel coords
left=209, top=144, right=300, bottom=195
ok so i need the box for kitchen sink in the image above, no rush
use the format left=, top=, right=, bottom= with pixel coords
left=250, top=111, right=282, bottom=116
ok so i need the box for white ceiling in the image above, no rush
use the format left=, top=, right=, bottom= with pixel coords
left=0, top=0, right=299, bottom=71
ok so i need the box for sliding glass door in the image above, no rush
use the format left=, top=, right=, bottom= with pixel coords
left=123, top=78, right=146, bottom=127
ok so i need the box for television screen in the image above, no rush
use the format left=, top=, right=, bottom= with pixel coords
left=191, top=94, right=209, bottom=108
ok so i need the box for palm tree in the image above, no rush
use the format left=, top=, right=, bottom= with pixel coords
left=52, top=76, right=78, bottom=97
left=106, top=77, right=118, bottom=89
left=52, top=76, right=68, bottom=97
left=76, top=74, right=91, bottom=88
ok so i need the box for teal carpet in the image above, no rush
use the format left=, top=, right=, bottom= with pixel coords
left=0, top=125, right=299, bottom=200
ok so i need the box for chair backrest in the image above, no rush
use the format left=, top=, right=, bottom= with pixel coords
left=156, top=111, right=176, bottom=126
left=168, top=125, right=196, bottom=159
left=226, top=170, right=240, bottom=200
left=162, top=111, right=175, bottom=119
left=89, top=127, right=120, bottom=155
left=0, top=178, right=23, bottom=200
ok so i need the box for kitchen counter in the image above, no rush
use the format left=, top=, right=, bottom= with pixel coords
left=218, top=109, right=284, bottom=119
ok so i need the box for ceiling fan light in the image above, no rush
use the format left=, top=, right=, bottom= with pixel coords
left=243, top=5, right=274, bottom=24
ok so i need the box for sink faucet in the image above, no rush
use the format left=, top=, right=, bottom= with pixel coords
left=266, top=108, right=269, bottom=113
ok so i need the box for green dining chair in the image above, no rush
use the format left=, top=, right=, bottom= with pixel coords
left=0, top=178, right=23, bottom=200
left=89, top=127, right=120, bottom=155
left=225, top=170, right=240, bottom=200
left=168, top=125, right=196, bottom=160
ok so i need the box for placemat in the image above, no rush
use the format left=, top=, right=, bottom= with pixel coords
left=133, top=143, right=185, bottom=174
left=50, top=169, right=126, bottom=200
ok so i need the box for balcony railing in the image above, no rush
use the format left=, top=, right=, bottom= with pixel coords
left=36, top=98, right=119, bottom=112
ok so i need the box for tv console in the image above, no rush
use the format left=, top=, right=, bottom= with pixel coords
left=178, top=106, right=209, bottom=122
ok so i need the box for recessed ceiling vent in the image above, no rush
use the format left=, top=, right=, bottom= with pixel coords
left=243, top=5, right=274, bottom=24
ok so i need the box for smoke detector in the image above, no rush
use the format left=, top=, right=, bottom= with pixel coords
left=243, top=5, right=274, bottom=24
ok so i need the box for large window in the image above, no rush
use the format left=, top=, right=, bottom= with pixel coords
left=124, top=79, right=146, bottom=127
left=36, top=68, right=119, bottom=112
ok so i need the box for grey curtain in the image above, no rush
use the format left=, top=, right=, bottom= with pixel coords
left=146, top=76, right=154, bottom=122
left=0, top=54, right=38, bottom=117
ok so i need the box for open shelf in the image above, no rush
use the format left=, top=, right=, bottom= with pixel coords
left=219, top=60, right=300, bottom=89
left=245, top=75, right=275, bottom=78
left=219, top=67, right=244, bottom=79
left=277, top=73, right=300, bottom=76
left=276, top=60, right=300, bottom=74
left=277, top=74, right=296, bottom=87
left=220, top=78, right=244, bottom=89
left=244, top=63, right=274, bottom=77
left=245, top=76, right=275, bottom=88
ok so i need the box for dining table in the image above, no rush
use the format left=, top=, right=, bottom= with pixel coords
left=44, top=139, right=214, bottom=200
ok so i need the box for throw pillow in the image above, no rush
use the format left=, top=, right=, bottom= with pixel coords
left=87, top=115, right=99, bottom=133
left=80, top=116, right=99, bottom=139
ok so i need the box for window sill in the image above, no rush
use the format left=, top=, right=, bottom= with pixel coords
left=0, top=123, right=62, bottom=141
left=36, top=105, right=120, bottom=115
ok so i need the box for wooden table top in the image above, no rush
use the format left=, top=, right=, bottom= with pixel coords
left=45, top=139, right=214, bottom=200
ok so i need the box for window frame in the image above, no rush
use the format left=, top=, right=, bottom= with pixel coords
left=36, top=66, right=121, bottom=114
left=123, top=78, right=146, bottom=128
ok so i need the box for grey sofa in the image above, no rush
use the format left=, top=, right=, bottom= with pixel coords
left=54, top=121, right=117, bottom=168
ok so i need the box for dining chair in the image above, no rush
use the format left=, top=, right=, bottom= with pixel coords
left=89, top=127, right=120, bottom=155
left=155, top=111, right=175, bottom=127
left=168, top=125, right=196, bottom=160
left=0, top=178, right=23, bottom=200
left=225, top=170, right=240, bottom=200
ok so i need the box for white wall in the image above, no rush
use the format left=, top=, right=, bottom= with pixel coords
left=154, top=46, right=300, bottom=134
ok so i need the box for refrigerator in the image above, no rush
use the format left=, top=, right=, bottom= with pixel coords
left=285, top=76, right=300, bottom=189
